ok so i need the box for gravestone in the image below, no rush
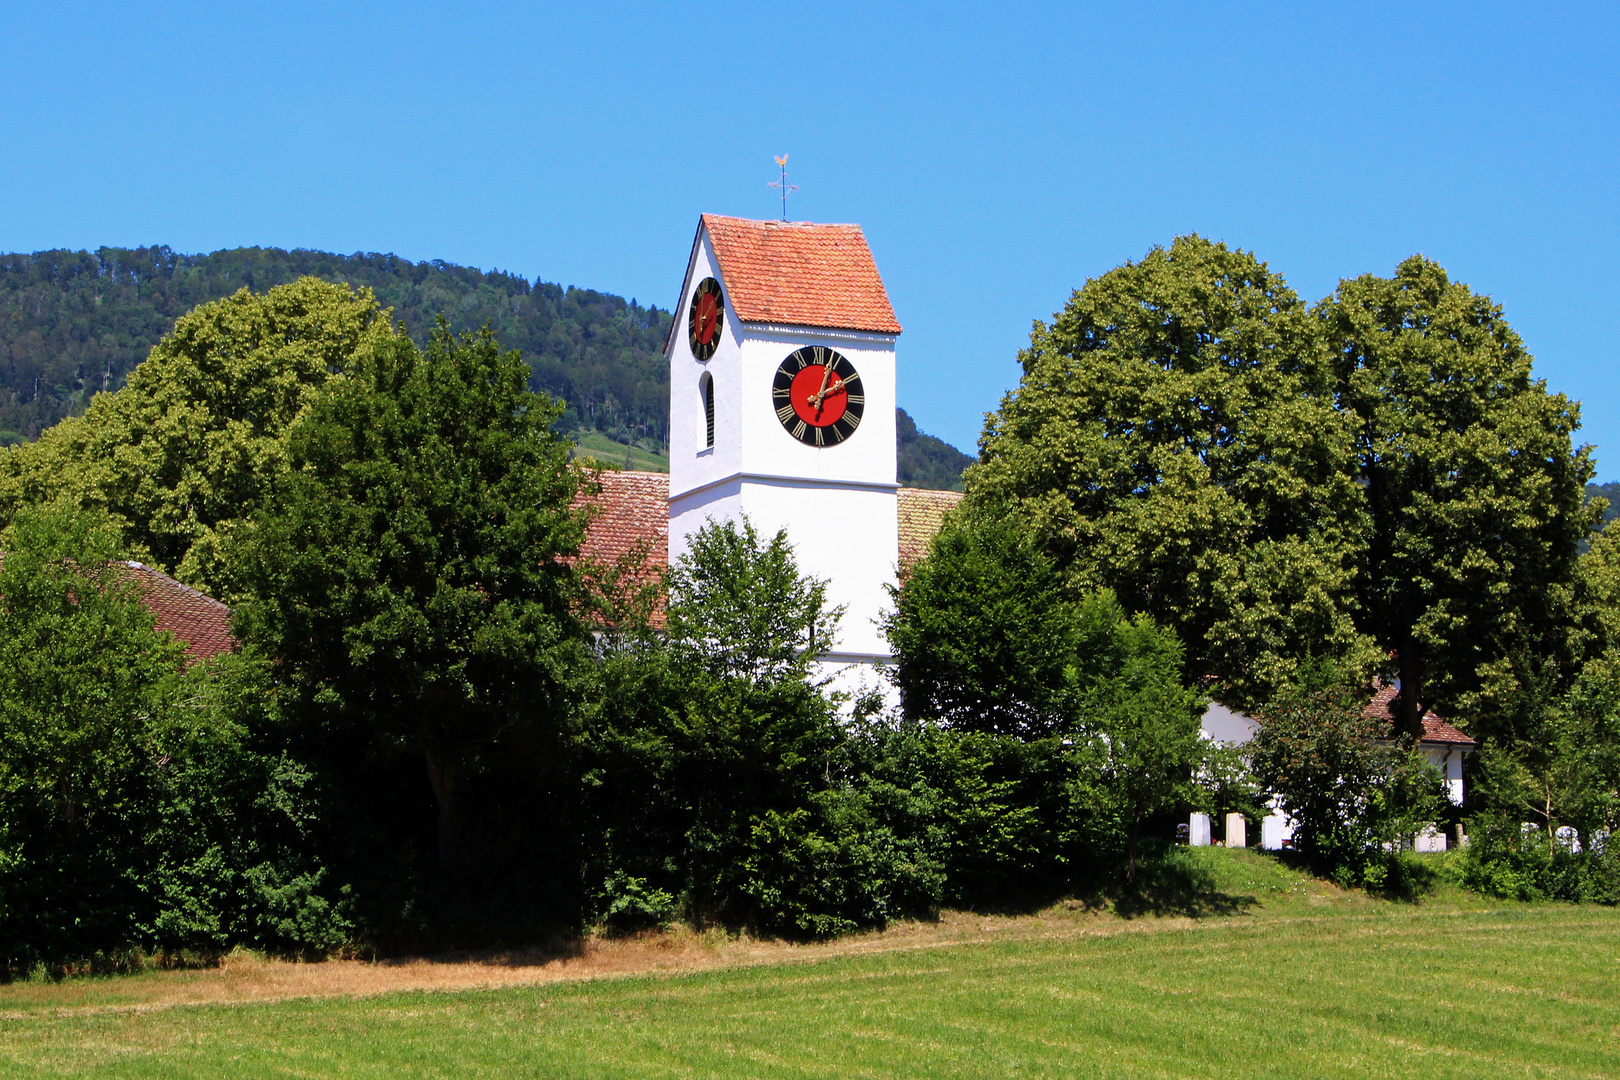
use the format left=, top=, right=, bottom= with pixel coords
left=1189, top=813, right=1211, bottom=847
left=1224, top=813, right=1247, bottom=849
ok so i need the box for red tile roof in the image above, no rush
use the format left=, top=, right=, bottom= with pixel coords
left=898, top=488, right=964, bottom=569
left=574, top=469, right=669, bottom=576
left=122, top=561, right=237, bottom=665
left=1364, top=680, right=1475, bottom=745
left=700, top=215, right=902, bottom=335
left=572, top=469, right=670, bottom=625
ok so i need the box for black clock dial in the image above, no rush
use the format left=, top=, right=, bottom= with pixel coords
left=687, top=277, right=725, bottom=360
left=772, top=345, right=865, bottom=447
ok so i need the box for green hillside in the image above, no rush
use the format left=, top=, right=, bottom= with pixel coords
left=0, top=245, right=976, bottom=488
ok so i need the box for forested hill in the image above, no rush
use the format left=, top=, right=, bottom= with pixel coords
left=0, top=245, right=977, bottom=489
left=0, top=246, right=669, bottom=448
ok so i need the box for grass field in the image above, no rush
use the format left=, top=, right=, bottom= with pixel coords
left=570, top=429, right=670, bottom=473
left=1, top=851, right=1615, bottom=1078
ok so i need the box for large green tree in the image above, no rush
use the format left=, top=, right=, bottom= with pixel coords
left=884, top=510, right=1091, bottom=738
left=232, top=323, right=588, bottom=873
left=1319, top=256, right=1596, bottom=739
left=0, top=278, right=398, bottom=598
left=0, top=505, right=342, bottom=971
left=1082, top=613, right=1206, bottom=883
left=966, top=235, right=1371, bottom=708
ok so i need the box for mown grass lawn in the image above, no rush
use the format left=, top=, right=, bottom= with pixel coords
left=1, top=853, right=1615, bottom=1079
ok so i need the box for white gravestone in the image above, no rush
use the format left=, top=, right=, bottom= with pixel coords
left=1225, top=813, right=1247, bottom=849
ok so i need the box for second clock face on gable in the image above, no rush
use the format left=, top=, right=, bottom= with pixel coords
left=772, top=346, right=864, bottom=447
left=688, top=277, right=725, bottom=361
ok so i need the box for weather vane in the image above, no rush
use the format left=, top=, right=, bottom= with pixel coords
left=768, top=155, right=798, bottom=221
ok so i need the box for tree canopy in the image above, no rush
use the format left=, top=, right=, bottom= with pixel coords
left=965, top=235, right=1371, bottom=708
left=1320, top=256, right=1596, bottom=738
left=0, top=278, right=399, bottom=597
left=231, top=323, right=589, bottom=873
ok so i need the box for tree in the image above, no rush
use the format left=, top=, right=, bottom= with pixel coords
left=966, top=235, right=1371, bottom=709
left=1249, top=684, right=1444, bottom=878
left=0, top=504, right=343, bottom=971
left=884, top=510, right=1093, bottom=738
left=0, top=506, right=187, bottom=968
left=1318, top=256, right=1596, bottom=739
left=232, top=323, right=588, bottom=873
left=1082, top=613, right=1207, bottom=883
left=0, top=278, right=399, bottom=598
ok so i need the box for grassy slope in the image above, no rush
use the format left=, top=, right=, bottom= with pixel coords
left=570, top=429, right=671, bottom=473
left=1, top=851, right=1615, bottom=1079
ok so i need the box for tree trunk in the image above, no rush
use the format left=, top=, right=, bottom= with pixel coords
left=1397, top=635, right=1425, bottom=741
left=424, top=751, right=459, bottom=874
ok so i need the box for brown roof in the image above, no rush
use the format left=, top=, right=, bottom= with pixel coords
left=700, top=214, right=902, bottom=335
left=898, top=488, right=964, bottom=568
left=574, top=469, right=669, bottom=576
left=122, top=562, right=236, bottom=665
left=1364, top=681, right=1476, bottom=746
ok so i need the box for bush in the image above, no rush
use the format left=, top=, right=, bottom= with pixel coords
left=1460, top=818, right=1620, bottom=904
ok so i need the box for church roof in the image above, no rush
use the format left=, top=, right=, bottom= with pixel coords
left=1363, top=681, right=1475, bottom=746
left=898, top=487, right=964, bottom=569
left=121, top=561, right=237, bottom=665
left=700, top=215, right=902, bottom=335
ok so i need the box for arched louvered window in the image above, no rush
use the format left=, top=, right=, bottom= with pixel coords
left=700, top=373, right=715, bottom=450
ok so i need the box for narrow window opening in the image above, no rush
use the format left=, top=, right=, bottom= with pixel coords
left=703, top=374, right=715, bottom=449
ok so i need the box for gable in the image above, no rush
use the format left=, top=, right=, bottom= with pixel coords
left=686, top=215, right=902, bottom=336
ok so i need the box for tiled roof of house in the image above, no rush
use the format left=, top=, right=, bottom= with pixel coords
left=574, top=469, right=669, bottom=577
left=572, top=469, right=670, bottom=626
left=898, top=487, right=964, bottom=568
left=122, top=561, right=236, bottom=665
left=701, top=215, right=902, bottom=335
left=1364, top=681, right=1476, bottom=746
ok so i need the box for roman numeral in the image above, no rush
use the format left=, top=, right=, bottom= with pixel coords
left=846, top=394, right=864, bottom=405
left=792, top=419, right=808, bottom=441
left=814, top=426, right=825, bottom=446
left=777, top=404, right=796, bottom=423
left=845, top=411, right=860, bottom=429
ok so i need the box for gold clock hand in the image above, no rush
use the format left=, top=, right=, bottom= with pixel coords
left=811, top=360, right=834, bottom=411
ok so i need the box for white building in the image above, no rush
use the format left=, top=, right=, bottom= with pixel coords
left=1194, top=683, right=1477, bottom=852
left=575, top=214, right=960, bottom=706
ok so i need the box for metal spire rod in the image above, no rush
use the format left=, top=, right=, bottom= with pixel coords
left=768, top=154, right=799, bottom=221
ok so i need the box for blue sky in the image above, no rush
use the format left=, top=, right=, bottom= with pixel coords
left=3, top=2, right=1616, bottom=474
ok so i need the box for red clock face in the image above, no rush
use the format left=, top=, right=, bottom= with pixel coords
left=772, top=346, right=864, bottom=446
left=687, top=277, right=725, bottom=360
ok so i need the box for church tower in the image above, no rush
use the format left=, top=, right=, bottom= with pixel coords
left=666, top=215, right=901, bottom=688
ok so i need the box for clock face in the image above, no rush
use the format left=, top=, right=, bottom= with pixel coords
left=772, top=346, right=864, bottom=446
left=687, top=277, right=725, bottom=361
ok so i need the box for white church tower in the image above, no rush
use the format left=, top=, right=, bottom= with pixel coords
left=666, top=214, right=902, bottom=696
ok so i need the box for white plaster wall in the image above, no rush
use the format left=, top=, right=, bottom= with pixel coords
left=735, top=325, right=898, bottom=487
left=667, top=483, right=744, bottom=568
left=1416, top=745, right=1467, bottom=807
left=734, top=478, right=898, bottom=658
left=668, top=231, right=744, bottom=500
left=813, top=657, right=901, bottom=717
left=1200, top=702, right=1259, bottom=745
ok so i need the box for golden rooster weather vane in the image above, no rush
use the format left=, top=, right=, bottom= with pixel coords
left=768, top=154, right=799, bottom=221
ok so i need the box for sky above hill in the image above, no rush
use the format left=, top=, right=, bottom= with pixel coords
left=3, top=2, right=1616, bottom=474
